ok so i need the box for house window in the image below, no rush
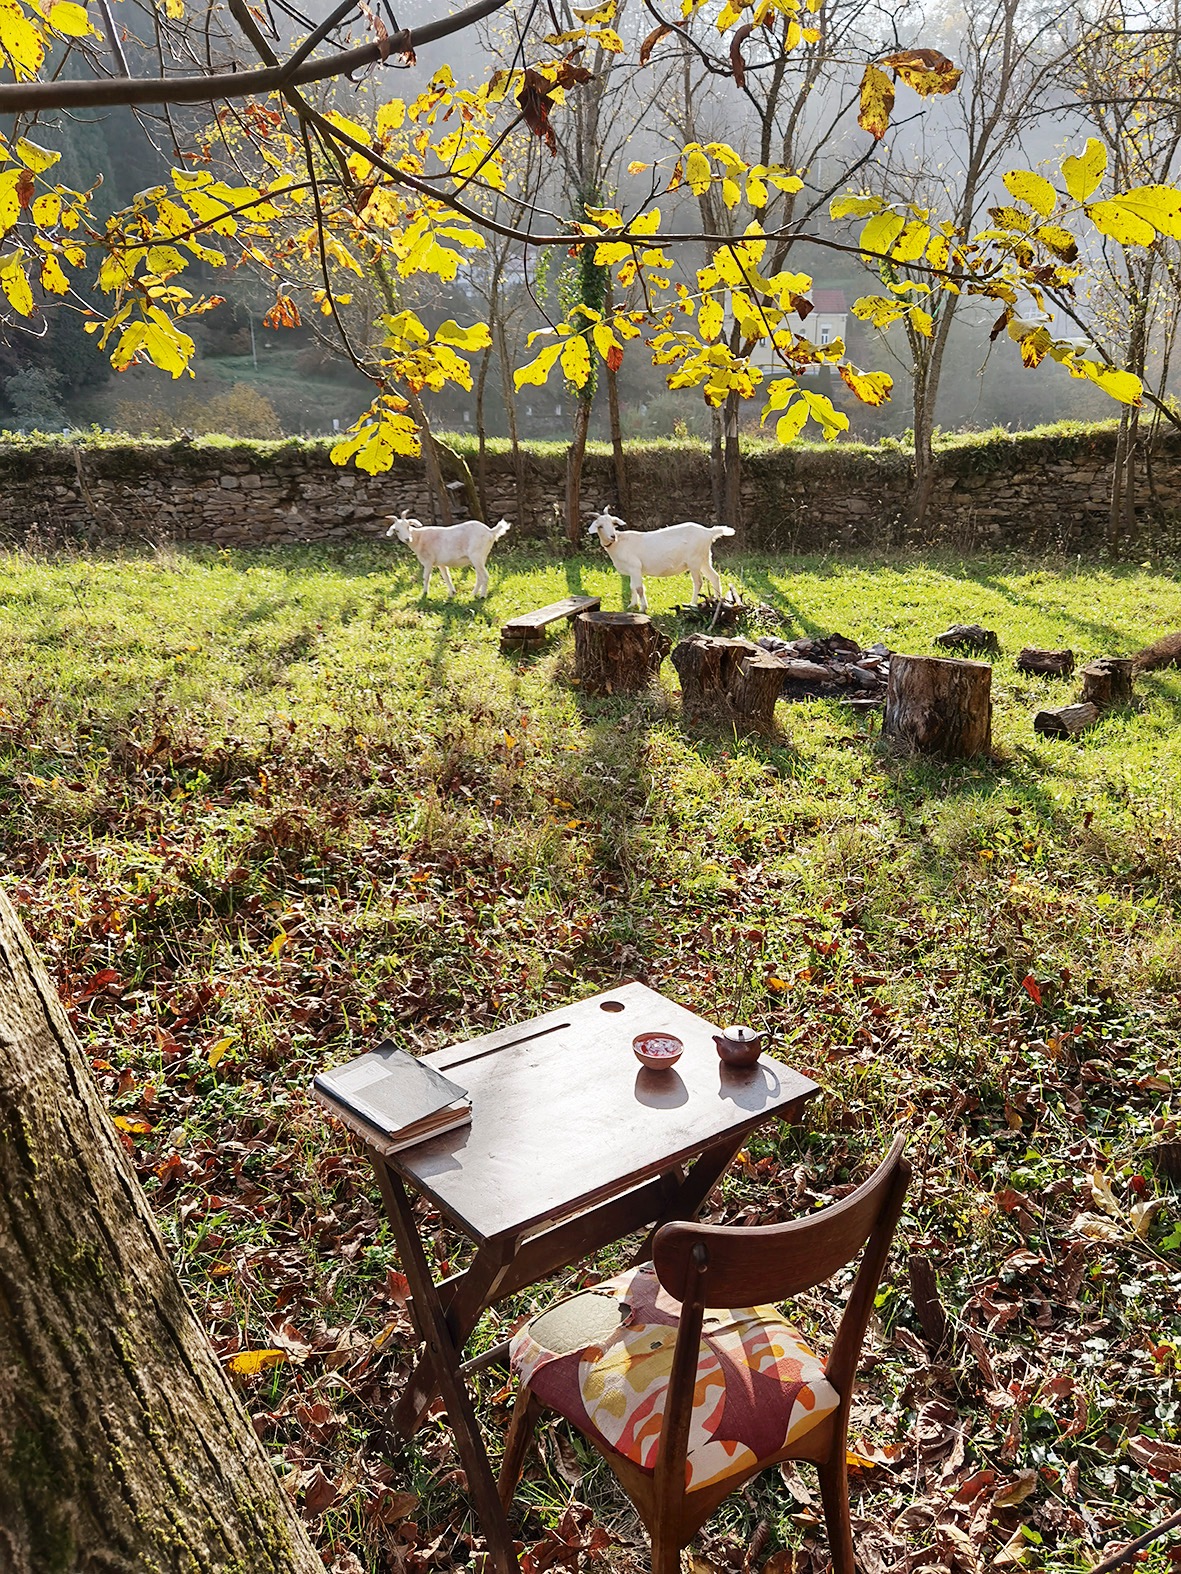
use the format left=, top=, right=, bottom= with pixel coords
left=820, top=324, right=831, bottom=345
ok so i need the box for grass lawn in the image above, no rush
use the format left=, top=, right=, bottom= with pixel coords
left=2, top=541, right=1180, bottom=1574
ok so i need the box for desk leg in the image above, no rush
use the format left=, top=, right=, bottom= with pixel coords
left=631, top=1133, right=749, bottom=1263
left=375, top=1161, right=520, bottom=1574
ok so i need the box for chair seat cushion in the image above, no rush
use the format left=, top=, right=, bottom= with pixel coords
left=509, top=1262, right=839, bottom=1493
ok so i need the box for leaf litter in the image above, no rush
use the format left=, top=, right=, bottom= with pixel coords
left=2, top=545, right=1181, bottom=1573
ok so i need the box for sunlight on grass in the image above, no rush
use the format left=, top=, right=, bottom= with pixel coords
left=1, top=541, right=1179, bottom=1573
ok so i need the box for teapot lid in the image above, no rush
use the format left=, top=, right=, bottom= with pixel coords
left=721, top=1024, right=760, bottom=1041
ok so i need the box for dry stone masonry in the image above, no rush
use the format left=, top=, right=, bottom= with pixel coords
left=2, top=424, right=1180, bottom=554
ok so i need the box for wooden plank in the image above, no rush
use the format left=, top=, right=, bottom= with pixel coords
left=393, top=981, right=820, bottom=1244
left=501, top=594, right=601, bottom=639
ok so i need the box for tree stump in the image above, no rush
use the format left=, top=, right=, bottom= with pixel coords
left=1017, top=647, right=1074, bottom=678
left=1034, top=702, right=1099, bottom=737
left=1079, top=657, right=1135, bottom=710
left=573, top=611, right=669, bottom=695
left=884, top=653, right=992, bottom=758
left=672, top=634, right=784, bottom=733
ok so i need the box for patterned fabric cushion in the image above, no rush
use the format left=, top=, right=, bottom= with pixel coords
left=509, top=1262, right=839, bottom=1493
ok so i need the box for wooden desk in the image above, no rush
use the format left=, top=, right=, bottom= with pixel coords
left=370, top=982, right=820, bottom=1574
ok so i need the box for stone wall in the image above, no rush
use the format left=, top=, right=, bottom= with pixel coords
left=1, top=426, right=1177, bottom=554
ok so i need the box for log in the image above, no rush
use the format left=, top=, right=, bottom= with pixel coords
left=1134, top=631, right=1181, bottom=671
left=1017, top=646, right=1075, bottom=678
left=573, top=610, right=669, bottom=695
left=671, top=634, right=784, bottom=733
left=933, top=623, right=1000, bottom=656
left=884, top=653, right=992, bottom=758
left=1079, top=657, right=1135, bottom=710
left=1034, top=702, right=1100, bottom=737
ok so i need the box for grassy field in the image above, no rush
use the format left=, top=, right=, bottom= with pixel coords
left=2, top=541, right=1180, bottom=1574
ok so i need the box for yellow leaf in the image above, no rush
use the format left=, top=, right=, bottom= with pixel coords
left=721, top=176, right=741, bottom=209
left=830, top=193, right=883, bottom=220
left=685, top=147, right=712, bottom=196
left=859, top=210, right=905, bottom=256
left=892, top=221, right=930, bottom=262
left=376, top=98, right=406, bottom=135
left=31, top=191, right=60, bottom=225
left=627, top=160, right=648, bottom=174
left=47, top=0, right=95, bottom=33
left=908, top=306, right=934, bottom=336
left=39, top=252, right=68, bottom=294
left=858, top=63, right=894, bottom=141
left=227, top=1348, right=288, bottom=1377
left=560, top=333, right=591, bottom=388
left=774, top=400, right=809, bottom=444
left=114, top=1115, right=153, bottom=1134
left=1083, top=363, right=1141, bottom=404
left=268, top=930, right=288, bottom=958
left=1087, top=199, right=1155, bottom=247
left=1002, top=168, right=1057, bottom=216
left=514, top=340, right=563, bottom=390
left=839, top=364, right=892, bottom=405
left=1, top=259, right=34, bottom=317
left=1062, top=137, right=1107, bottom=202
left=434, top=318, right=492, bottom=351
left=164, top=0, right=184, bottom=16
left=801, top=389, right=849, bottom=440
left=1107, top=184, right=1181, bottom=241
left=697, top=296, right=724, bottom=342
left=15, top=137, right=60, bottom=174
left=0, top=0, right=45, bottom=80
left=207, top=1037, right=234, bottom=1068
left=145, top=244, right=186, bottom=277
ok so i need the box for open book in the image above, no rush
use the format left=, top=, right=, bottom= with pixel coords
left=313, top=1041, right=471, bottom=1155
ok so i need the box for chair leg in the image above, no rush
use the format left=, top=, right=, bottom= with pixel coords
left=649, top=1527, right=682, bottom=1574
left=498, top=1387, right=542, bottom=1510
left=817, top=1455, right=856, bottom=1574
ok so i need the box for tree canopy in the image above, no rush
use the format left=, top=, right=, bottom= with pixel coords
left=0, top=0, right=1176, bottom=472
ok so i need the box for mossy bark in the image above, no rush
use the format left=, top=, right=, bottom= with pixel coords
left=0, top=890, right=323, bottom=1574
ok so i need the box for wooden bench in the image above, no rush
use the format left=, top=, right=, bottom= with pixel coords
left=500, top=595, right=601, bottom=654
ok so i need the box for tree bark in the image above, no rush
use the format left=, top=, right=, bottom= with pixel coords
left=1034, top=702, right=1100, bottom=738
left=884, top=653, right=992, bottom=758
left=405, top=386, right=452, bottom=527
left=0, top=889, right=322, bottom=1574
left=605, top=279, right=631, bottom=520
left=1017, top=647, right=1074, bottom=677
left=497, top=321, right=527, bottom=528
left=574, top=611, right=668, bottom=695
left=475, top=341, right=492, bottom=522
left=722, top=388, right=743, bottom=534
left=1079, top=658, right=1135, bottom=710
left=566, top=395, right=593, bottom=545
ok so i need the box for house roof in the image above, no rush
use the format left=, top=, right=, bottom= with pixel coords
left=811, top=289, right=848, bottom=313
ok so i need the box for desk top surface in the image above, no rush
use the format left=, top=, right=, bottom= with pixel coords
left=393, top=981, right=820, bottom=1243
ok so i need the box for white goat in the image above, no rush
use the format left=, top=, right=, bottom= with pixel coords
left=587, top=510, right=735, bottom=612
left=386, top=513, right=511, bottom=598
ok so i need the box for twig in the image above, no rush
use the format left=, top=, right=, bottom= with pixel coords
left=1089, top=1506, right=1181, bottom=1574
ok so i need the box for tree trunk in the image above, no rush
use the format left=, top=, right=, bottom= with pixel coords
left=406, top=386, right=453, bottom=527
left=671, top=633, right=784, bottom=734
left=573, top=611, right=669, bottom=695
left=710, top=407, right=725, bottom=525
left=0, top=889, right=322, bottom=1574
left=722, top=389, right=743, bottom=533
left=1079, top=658, right=1135, bottom=710
left=475, top=342, right=492, bottom=522
left=1109, top=411, right=1129, bottom=559
left=605, top=280, right=631, bottom=520
left=497, top=322, right=527, bottom=529
left=566, top=395, right=593, bottom=545
left=884, top=653, right=992, bottom=758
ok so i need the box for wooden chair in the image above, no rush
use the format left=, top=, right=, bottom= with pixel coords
left=497, top=1137, right=909, bottom=1574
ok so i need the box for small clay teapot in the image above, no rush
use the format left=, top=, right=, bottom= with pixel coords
left=712, top=1024, right=765, bottom=1068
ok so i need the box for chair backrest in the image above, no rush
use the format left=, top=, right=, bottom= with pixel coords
left=652, top=1136, right=909, bottom=1393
